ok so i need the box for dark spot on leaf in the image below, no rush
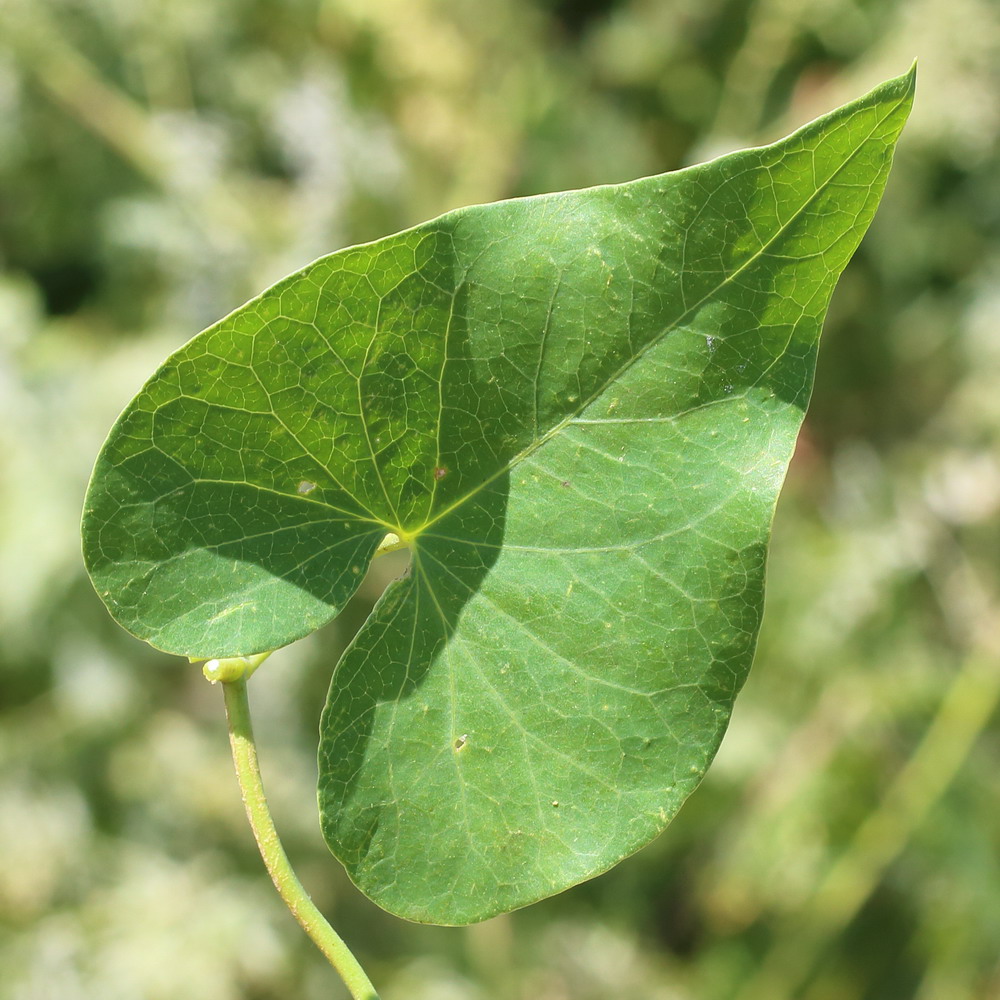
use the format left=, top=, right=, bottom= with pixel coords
left=433, top=466, right=448, bottom=481
left=454, top=734, right=468, bottom=750
left=561, top=480, right=570, bottom=487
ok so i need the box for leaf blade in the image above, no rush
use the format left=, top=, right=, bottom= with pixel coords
left=81, top=68, right=914, bottom=921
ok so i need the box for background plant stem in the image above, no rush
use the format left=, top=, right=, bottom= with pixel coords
left=221, top=678, right=380, bottom=1000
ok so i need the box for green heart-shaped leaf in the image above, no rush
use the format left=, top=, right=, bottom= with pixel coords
left=82, top=68, right=913, bottom=924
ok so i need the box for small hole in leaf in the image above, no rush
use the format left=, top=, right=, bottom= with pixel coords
left=551, top=800, right=559, bottom=808
left=433, top=466, right=448, bottom=481
left=297, top=480, right=317, bottom=495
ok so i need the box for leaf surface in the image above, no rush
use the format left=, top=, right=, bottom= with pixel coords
left=82, top=69, right=913, bottom=923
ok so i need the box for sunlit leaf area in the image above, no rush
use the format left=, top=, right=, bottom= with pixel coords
left=2, top=2, right=998, bottom=998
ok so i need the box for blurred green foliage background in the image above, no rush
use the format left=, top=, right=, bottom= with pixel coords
left=1, top=0, right=999, bottom=997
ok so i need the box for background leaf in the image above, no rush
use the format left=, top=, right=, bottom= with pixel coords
left=82, top=69, right=912, bottom=924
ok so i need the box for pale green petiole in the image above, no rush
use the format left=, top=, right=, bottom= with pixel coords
left=217, top=673, right=380, bottom=1000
